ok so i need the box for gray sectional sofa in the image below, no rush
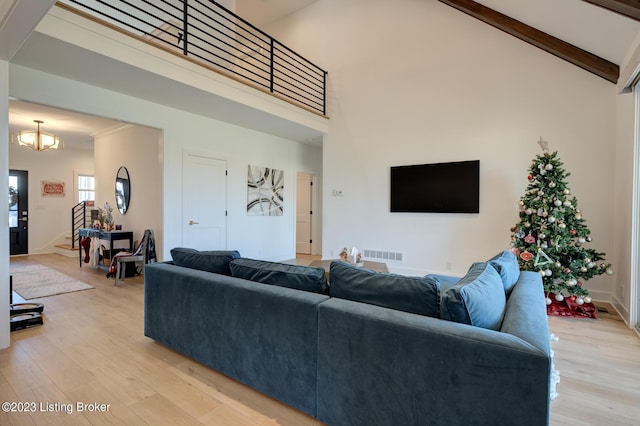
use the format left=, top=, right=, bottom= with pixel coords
left=144, top=248, right=551, bottom=426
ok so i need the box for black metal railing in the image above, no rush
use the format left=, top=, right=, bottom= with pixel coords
left=71, top=201, right=93, bottom=248
left=59, top=0, right=328, bottom=115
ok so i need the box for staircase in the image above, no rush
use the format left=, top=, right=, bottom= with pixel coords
left=56, top=200, right=94, bottom=258
left=54, top=236, right=79, bottom=258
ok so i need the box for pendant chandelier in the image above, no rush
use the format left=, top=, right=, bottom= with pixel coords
left=13, top=120, right=64, bottom=151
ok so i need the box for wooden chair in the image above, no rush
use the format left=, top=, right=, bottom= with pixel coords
left=113, top=229, right=153, bottom=286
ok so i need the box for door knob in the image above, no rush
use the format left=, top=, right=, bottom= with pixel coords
left=188, top=220, right=199, bottom=225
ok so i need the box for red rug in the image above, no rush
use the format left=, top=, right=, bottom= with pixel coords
left=547, top=297, right=598, bottom=319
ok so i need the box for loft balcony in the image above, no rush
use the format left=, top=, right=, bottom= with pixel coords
left=8, top=0, right=329, bottom=143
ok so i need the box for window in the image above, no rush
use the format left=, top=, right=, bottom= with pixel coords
left=78, top=174, right=95, bottom=203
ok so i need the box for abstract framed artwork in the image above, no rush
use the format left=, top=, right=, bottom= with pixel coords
left=247, top=165, right=284, bottom=216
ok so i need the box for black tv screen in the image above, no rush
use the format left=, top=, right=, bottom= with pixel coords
left=390, top=160, right=480, bottom=213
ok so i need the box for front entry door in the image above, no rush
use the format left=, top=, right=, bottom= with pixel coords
left=182, top=152, right=227, bottom=250
left=9, top=170, right=28, bottom=255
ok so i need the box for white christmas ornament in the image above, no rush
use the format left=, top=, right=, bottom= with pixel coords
left=563, top=200, right=572, bottom=207
left=555, top=293, right=564, bottom=302
left=576, top=297, right=584, bottom=305
left=548, top=182, right=556, bottom=188
left=545, top=297, right=552, bottom=305
left=548, top=217, right=556, bottom=223
left=554, top=200, right=562, bottom=207
left=545, top=164, right=553, bottom=170
left=606, top=268, right=614, bottom=275
left=584, top=296, right=592, bottom=304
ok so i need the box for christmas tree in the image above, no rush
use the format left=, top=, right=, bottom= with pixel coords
left=511, top=138, right=612, bottom=309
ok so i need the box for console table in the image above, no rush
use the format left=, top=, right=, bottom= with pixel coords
left=78, top=228, right=133, bottom=268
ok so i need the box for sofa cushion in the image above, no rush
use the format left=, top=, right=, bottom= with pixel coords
left=229, top=258, right=328, bottom=294
left=440, top=262, right=506, bottom=330
left=170, top=247, right=241, bottom=276
left=329, top=261, right=440, bottom=317
left=488, top=250, right=520, bottom=294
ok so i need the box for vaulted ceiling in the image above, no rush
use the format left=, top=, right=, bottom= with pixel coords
left=440, top=0, right=640, bottom=84
left=2, top=0, right=639, bottom=145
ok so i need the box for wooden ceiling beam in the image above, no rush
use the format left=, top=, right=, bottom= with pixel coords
left=438, top=0, right=619, bottom=84
left=582, top=0, right=640, bottom=22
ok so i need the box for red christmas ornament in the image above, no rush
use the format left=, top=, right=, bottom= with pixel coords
left=527, top=174, right=533, bottom=180
left=524, top=235, right=536, bottom=244
left=520, top=251, right=533, bottom=261
left=569, top=229, right=577, bottom=235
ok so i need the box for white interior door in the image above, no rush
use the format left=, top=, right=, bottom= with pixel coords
left=296, top=172, right=313, bottom=254
left=183, top=152, right=227, bottom=250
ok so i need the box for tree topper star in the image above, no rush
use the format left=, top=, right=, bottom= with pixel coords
left=537, top=137, right=549, bottom=152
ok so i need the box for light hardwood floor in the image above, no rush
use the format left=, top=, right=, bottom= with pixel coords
left=1, top=254, right=639, bottom=425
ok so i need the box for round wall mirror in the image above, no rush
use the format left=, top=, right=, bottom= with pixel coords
left=115, top=166, right=131, bottom=215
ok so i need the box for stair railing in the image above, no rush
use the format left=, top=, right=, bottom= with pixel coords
left=58, top=0, right=328, bottom=116
left=71, top=201, right=92, bottom=248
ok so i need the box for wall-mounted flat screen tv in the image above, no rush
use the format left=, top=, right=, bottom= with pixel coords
left=390, top=160, right=480, bottom=213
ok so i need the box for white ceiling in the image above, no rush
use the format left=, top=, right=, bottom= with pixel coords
left=474, top=0, right=640, bottom=66
left=5, top=0, right=640, bottom=148
left=236, top=0, right=319, bottom=27
left=8, top=99, right=124, bottom=150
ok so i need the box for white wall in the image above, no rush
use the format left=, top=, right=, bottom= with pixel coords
left=9, top=65, right=323, bottom=263
left=1, top=60, right=10, bottom=349
left=162, top=115, right=323, bottom=261
left=269, top=0, right=618, bottom=296
left=612, top=32, right=640, bottom=324
left=9, top=143, right=94, bottom=253
left=613, top=91, right=635, bottom=321
left=93, top=125, right=163, bottom=256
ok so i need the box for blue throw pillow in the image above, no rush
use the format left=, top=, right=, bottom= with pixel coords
left=229, top=258, right=328, bottom=294
left=329, top=261, right=440, bottom=318
left=488, top=250, right=520, bottom=294
left=440, top=262, right=506, bottom=330
left=170, top=247, right=241, bottom=276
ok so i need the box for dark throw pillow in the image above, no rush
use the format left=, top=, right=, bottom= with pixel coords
left=329, top=261, right=440, bottom=318
left=170, top=247, right=241, bottom=276
left=229, top=258, right=328, bottom=294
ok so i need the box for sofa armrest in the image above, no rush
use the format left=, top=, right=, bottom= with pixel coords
left=317, top=298, right=550, bottom=426
left=144, top=262, right=329, bottom=417
left=501, top=271, right=551, bottom=356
